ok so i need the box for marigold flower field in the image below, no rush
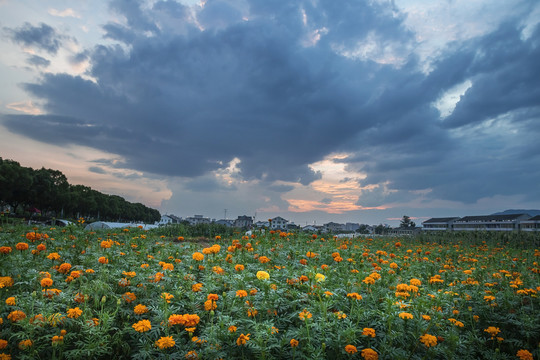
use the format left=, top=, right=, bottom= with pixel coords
left=0, top=225, right=539, bottom=359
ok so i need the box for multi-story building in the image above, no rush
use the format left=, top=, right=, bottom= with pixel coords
left=185, top=215, right=211, bottom=225
left=234, top=215, right=253, bottom=229
left=422, top=217, right=460, bottom=231
left=269, top=216, right=288, bottom=230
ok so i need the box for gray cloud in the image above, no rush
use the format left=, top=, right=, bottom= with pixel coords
left=1, top=0, right=539, bottom=208
left=5, top=22, right=65, bottom=54
left=26, top=54, right=50, bottom=67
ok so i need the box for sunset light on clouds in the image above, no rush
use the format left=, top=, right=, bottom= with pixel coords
left=1, top=0, right=539, bottom=226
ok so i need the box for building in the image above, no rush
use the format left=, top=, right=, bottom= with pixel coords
left=254, top=220, right=270, bottom=228
left=345, top=223, right=360, bottom=231
left=324, top=222, right=345, bottom=233
left=452, top=214, right=529, bottom=231
left=269, top=216, right=288, bottom=230
left=158, top=214, right=182, bottom=226
left=215, top=219, right=235, bottom=227
left=516, top=215, right=540, bottom=231
left=388, top=227, right=422, bottom=236
left=234, top=215, right=253, bottom=229
left=422, top=217, right=460, bottom=231
left=185, top=215, right=211, bottom=225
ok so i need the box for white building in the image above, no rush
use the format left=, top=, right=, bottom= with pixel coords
left=270, top=216, right=288, bottom=230
left=158, top=214, right=182, bottom=226
left=186, top=215, right=211, bottom=225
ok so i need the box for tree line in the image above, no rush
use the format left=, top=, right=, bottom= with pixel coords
left=0, top=157, right=160, bottom=223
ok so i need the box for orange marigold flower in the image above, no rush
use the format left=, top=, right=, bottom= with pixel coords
left=0, top=340, right=7, bottom=349
left=420, top=334, right=437, bottom=347
left=299, top=309, right=312, bottom=320
left=259, top=256, right=271, bottom=264
left=5, top=297, right=16, bottom=306
left=57, top=263, right=72, bottom=274
left=192, top=283, right=203, bottom=292
left=192, top=252, right=204, bottom=261
left=16, top=242, right=29, bottom=251
left=134, top=304, right=148, bottom=314
left=155, top=336, right=175, bottom=349
left=67, top=307, right=82, bottom=318
left=361, top=348, right=378, bottom=360
left=37, top=243, right=46, bottom=251
left=207, top=293, right=219, bottom=301
left=161, top=292, right=174, bottom=303
left=204, top=299, right=217, bottom=311
left=18, top=339, right=33, bottom=349
left=0, top=246, right=13, bottom=254
left=399, top=312, right=414, bottom=320
left=345, top=345, right=358, bottom=354
left=235, top=264, right=245, bottom=271
left=484, top=326, right=500, bottom=337
left=516, top=349, right=534, bottom=360
left=7, top=310, right=26, bottom=322
left=132, top=319, right=151, bottom=332
left=347, top=292, right=362, bottom=300
left=228, top=325, right=237, bottom=333
left=236, top=333, right=250, bottom=346
left=362, top=328, right=376, bottom=338
left=123, top=292, right=137, bottom=303
left=236, top=290, right=248, bottom=298
left=98, top=256, right=108, bottom=264
left=290, top=339, right=299, bottom=347
left=185, top=350, right=198, bottom=359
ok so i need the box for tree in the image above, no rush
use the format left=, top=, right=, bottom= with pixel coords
left=400, top=215, right=416, bottom=228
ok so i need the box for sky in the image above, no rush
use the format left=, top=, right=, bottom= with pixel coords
left=0, top=0, right=539, bottom=227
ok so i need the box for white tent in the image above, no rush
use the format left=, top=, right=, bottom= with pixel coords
left=85, top=221, right=158, bottom=231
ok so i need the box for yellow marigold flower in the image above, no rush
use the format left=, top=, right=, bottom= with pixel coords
left=422, top=315, right=431, bottom=321
left=132, top=319, right=151, bottom=332
left=420, top=334, right=437, bottom=347
left=67, top=307, right=82, bottom=319
left=155, top=336, right=175, bottom=349
left=399, top=312, right=413, bottom=320
left=134, top=304, right=148, bottom=314
left=256, top=271, right=270, bottom=280
left=361, top=348, right=378, bottom=360
left=362, top=328, right=376, bottom=338
left=236, top=333, right=250, bottom=346
left=345, top=345, right=358, bottom=354
left=5, top=297, right=15, bottom=306
left=290, top=339, right=299, bottom=347
left=315, top=273, right=325, bottom=282
left=516, top=349, right=533, bottom=360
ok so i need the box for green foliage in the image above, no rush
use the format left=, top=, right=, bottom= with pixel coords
left=0, top=226, right=539, bottom=359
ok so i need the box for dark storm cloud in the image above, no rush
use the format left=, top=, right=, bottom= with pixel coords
left=2, top=0, right=540, bottom=205
left=26, top=54, right=50, bottom=67
left=5, top=22, right=66, bottom=54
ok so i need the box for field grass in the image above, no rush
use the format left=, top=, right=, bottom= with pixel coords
left=0, top=224, right=539, bottom=359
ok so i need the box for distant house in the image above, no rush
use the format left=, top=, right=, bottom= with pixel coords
left=452, top=214, right=529, bottom=231
left=517, top=215, right=540, bottom=231
left=234, top=215, right=253, bottom=229
left=324, top=222, right=345, bottom=233
left=185, top=215, right=211, bottom=225
left=302, top=225, right=320, bottom=232
left=345, top=223, right=360, bottom=231
left=286, top=223, right=300, bottom=231
left=158, top=214, right=182, bottom=226
left=254, top=220, right=270, bottom=228
left=270, top=216, right=288, bottom=230
left=422, top=217, right=460, bottom=231
left=215, top=219, right=235, bottom=227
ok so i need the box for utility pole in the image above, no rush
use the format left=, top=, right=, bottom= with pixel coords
left=224, top=209, right=227, bottom=220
